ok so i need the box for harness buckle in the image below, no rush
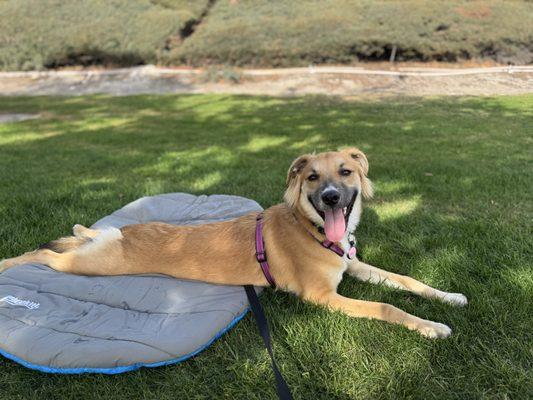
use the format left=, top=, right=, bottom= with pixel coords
left=255, top=251, right=267, bottom=262
left=322, top=240, right=333, bottom=249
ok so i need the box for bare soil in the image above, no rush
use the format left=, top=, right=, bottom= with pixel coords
left=1, top=63, right=532, bottom=98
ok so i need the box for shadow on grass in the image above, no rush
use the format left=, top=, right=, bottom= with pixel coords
left=0, top=94, right=531, bottom=399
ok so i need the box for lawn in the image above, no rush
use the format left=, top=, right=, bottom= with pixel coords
left=0, top=94, right=531, bottom=399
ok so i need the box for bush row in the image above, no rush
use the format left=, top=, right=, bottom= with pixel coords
left=1, top=0, right=531, bottom=71
left=0, top=0, right=207, bottom=71
left=170, top=0, right=533, bottom=66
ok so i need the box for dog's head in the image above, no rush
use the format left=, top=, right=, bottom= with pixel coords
left=284, top=148, right=373, bottom=242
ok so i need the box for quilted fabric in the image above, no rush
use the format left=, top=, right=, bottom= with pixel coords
left=0, top=193, right=262, bottom=373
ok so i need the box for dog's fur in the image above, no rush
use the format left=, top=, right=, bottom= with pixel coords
left=0, top=148, right=467, bottom=338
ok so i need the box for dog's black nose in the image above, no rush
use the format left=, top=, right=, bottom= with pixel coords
left=321, top=189, right=340, bottom=206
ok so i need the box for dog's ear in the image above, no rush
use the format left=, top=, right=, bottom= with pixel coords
left=284, top=154, right=310, bottom=208
left=344, top=147, right=373, bottom=199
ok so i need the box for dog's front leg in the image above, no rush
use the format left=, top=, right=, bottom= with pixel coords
left=306, top=291, right=452, bottom=338
left=347, top=259, right=467, bottom=306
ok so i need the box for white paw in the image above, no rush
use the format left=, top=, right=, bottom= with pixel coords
left=73, top=224, right=85, bottom=236
left=442, top=292, right=468, bottom=307
left=419, top=322, right=452, bottom=339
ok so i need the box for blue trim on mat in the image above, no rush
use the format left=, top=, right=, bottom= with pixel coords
left=0, top=307, right=250, bottom=374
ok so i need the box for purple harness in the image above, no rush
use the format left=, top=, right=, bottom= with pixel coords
left=254, top=214, right=277, bottom=288
left=254, top=213, right=351, bottom=289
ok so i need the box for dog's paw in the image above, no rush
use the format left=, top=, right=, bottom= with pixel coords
left=419, top=321, right=452, bottom=339
left=442, top=292, right=468, bottom=307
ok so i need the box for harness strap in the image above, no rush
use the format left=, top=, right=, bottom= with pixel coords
left=255, top=212, right=352, bottom=289
left=321, top=239, right=345, bottom=257
left=244, top=285, right=293, bottom=400
left=292, top=212, right=350, bottom=258
left=246, top=211, right=352, bottom=400
left=255, top=214, right=277, bottom=288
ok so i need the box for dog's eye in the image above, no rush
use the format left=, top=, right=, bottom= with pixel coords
left=339, top=169, right=352, bottom=176
left=308, top=173, right=319, bottom=181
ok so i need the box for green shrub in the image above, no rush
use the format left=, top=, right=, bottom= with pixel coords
left=172, top=0, right=533, bottom=66
left=150, top=0, right=211, bottom=32
left=1, top=0, right=531, bottom=71
left=151, top=0, right=209, bottom=17
left=0, top=0, right=205, bottom=71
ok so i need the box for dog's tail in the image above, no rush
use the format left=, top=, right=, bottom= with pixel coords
left=39, top=237, right=87, bottom=253
left=38, top=224, right=99, bottom=253
left=39, top=236, right=91, bottom=253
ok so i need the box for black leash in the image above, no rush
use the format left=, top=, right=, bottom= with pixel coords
left=243, top=285, right=293, bottom=400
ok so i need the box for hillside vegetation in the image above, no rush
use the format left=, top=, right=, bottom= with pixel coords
left=0, top=0, right=207, bottom=70
left=172, top=0, right=533, bottom=66
left=0, top=0, right=531, bottom=71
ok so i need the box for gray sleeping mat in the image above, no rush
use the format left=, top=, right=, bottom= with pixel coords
left=0, top=193, right=262, bottom=373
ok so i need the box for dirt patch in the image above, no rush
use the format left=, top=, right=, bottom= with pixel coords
left=456, top=5, right=492, bottom=19
left=0, top=64, right=532, bottom=98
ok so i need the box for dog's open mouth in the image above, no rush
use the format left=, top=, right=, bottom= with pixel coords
left=309, top=191, right=357, bottom=242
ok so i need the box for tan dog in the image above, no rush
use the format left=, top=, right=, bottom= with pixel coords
left=0, top=148, right=467, bottom=338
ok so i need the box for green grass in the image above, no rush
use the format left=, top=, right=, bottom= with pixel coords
left=172, top=0, right=533, bottom=66
left=0, top=94, right=532, bottom=399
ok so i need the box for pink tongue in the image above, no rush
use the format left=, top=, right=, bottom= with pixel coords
left=324, top=208, right=346, bottom=242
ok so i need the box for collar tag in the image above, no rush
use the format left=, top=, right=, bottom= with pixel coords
left=347, top=246, right=357, bottom=259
